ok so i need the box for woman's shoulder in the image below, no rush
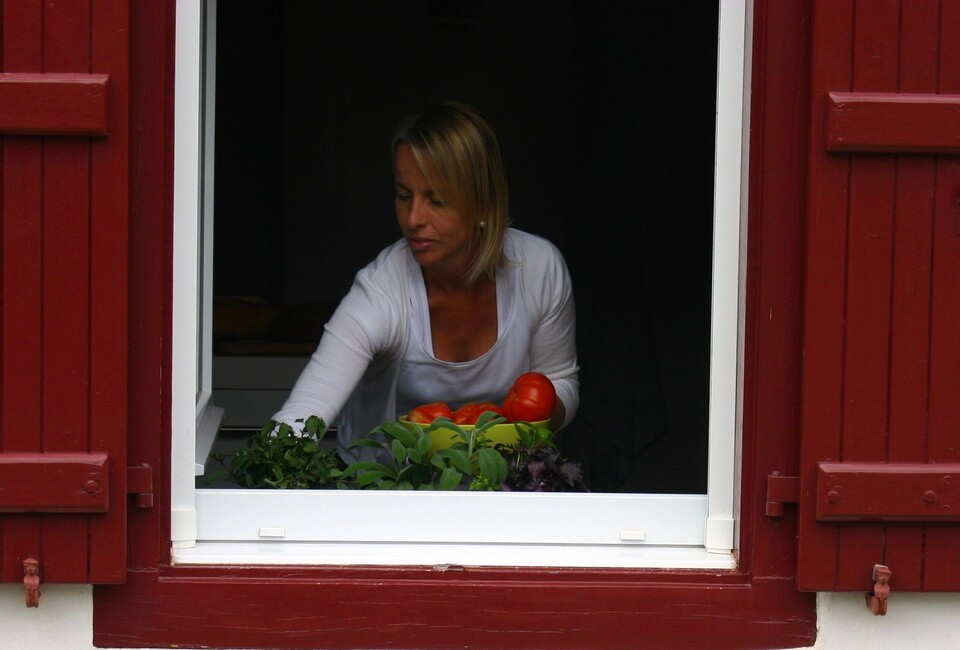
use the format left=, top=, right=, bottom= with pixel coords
left=505, top=228, right=567, bottom=270
left=339, top=239, right=411, bottom=318
left=332, top=239, right=411, bottom=346
left=355, top=239, right=411, bottom=282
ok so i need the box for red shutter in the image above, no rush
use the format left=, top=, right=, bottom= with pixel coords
left=0, top=1, right=133, bottom=585
left=798, top=0, right=960, bottom=591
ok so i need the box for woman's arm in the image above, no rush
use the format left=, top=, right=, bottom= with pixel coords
left=271, top=245, right=406, bottom=429
left=522, top=234, right=580, bottom=429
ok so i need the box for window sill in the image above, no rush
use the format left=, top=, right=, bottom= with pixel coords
left=172, top=541, right=737, bottom=570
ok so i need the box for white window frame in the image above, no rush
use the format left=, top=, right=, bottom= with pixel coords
left=170, top=0, right=752, bottom=569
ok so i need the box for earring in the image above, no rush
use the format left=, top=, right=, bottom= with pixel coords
left=479, top=220, right=487, bottom=229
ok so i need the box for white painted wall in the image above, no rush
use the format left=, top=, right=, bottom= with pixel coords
left=813, top=592, right=960, bottom=649
left=2, top=585, right=959, bottom=649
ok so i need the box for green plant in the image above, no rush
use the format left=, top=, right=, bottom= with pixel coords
left=208, top=412, right=588, bottom=493
left=208, top=415, right=346, bottom=489
left=339, top=411, right=509, bottom=490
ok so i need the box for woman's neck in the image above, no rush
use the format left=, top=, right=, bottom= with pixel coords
left=421, top=264, right=487, bottom=296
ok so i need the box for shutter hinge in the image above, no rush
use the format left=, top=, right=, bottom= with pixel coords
left=127, top=464, right=154, bottom=509
left=766, top=471, right=800, bottom=517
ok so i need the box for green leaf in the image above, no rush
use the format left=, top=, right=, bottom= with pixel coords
left=416, top=434, right=433, bottom=455
left=474, top=410, right=507, bottom=430
left=438, top=466, right=463, bottom=490
left=356, top=471, right=387, bottom=486
left=349, top=438, right=388, bottom=450
left=260, top=419, right=278, bottom=436
left=391, top=438, right=407, bottom=462
left=303, top=415, right=326, bottom=435
left=443, top=448, right=472, bottom=475
left=378, top=420, right=414, bottom=440
left=477, top=448, right=507, bottom=483
left=428, top=419, right=464, bottom=438
left=428, top=415, right=457, bottom=429
left=389, top=427, right=419, bottom=450
left=342, top=461, right=390, bottom=476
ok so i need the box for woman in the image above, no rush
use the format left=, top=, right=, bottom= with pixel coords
left=273, top=101, right=579, bottom=462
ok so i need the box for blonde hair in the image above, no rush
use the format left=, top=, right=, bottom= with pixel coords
left=392, top=101, right=510, bottom=284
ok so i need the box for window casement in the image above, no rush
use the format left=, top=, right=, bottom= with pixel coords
left=170, top=0, right=751, bottom=569
left=95, top=1, right=823, bottom=647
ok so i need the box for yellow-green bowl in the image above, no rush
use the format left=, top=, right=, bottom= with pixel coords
left=399, top=416, right=550, bottom=453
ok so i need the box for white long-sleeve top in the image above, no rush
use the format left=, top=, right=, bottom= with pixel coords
left=272, top=228, right=579, bottom=462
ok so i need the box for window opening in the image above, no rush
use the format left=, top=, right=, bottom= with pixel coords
left=172, top=0, right=751, bottom=568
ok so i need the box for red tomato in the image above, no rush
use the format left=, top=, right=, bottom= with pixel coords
left=407, top=401, right=453, bottom=424
left=502, top=372, right=556, bottom=423
left=452, top=402, right=505, bottom=425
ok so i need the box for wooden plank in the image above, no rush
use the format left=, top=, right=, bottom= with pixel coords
left=88, top=0, right=130, bottom=583
left=835, top=145, right=896, bottom=591
left=924, top=156, right=960, bottom=589
left=1, top=0, right=45, bottom=586
left=0, top=74, right=109, bottom=136
left=825, top=92, right=960, bottom=154
left=744, top=0, right=808, bottom=575
left=923, top=0, right=960, bottom=593
left=817, top=462, right=960, bottom=520
left=834, top=0, right=901, bottom=594
left=39, top=0, right=94, bottom=584
left=797, top=0, right=854, bottom=592
left=95, top=568, right=816, bottom=650
left=943, top=0, right=960, bottom=90
left=125, top=0, right=170, bottom=571
left=885, top=155, right=935, bottom=590
left=0, top=453, right=109, bottom=512
left=883, top=0, right=941, bottom=592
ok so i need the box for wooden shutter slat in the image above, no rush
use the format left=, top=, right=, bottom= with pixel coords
left=833, top=3, right=902, bottom=593
left=923, top=156, right=960, bottom=590
left=826, top=92, right=960, bottom=154
left=816, top=463, right=960, bottom=521
left=0, top=74, right=109, bottom=136
left=926, top=1, right=960, bottom=587
left=34, top=0, right=99, bottom=585
left=884, top=155, right=936, bottom=591
left=797, top=0, right=855, bottom=592
left=879, top=0, right=943, bottom=594
left=0, top=453, right=109, bottom=512
left=87, top=0, right=130, bottom=584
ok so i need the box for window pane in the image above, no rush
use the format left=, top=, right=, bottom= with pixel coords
left=176, top=0, right=747, bottom=565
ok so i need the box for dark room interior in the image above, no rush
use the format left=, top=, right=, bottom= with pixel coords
left=211, top=0, right=719, bottom=494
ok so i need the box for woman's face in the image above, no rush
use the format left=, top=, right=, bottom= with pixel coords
left=394, top=143, right=472, bottom=274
